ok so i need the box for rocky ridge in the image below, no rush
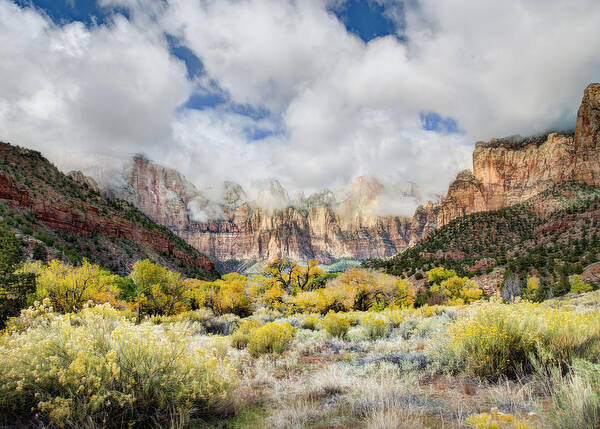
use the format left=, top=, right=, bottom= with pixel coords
left=438, top=83, right=600, bottom=227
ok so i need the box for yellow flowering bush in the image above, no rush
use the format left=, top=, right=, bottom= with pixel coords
left=361, top=313, right=388, bottom=339
left=231, top=319, right=262, bottom=349
left=322, top=311, right=351, bottom=338
left=246, top=321, right=296, bottom=357
left=301, top=315, right=321, bottom=330
left=467, top=408, right=532, bottom=429
left=447, top=300, right=600, bottom=379
left=4, top=298, right=56, bottom=333
left=0, top=303, right=235, bottom=427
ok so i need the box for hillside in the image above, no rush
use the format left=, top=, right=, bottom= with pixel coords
left=365, top=83, right=600, bottom=294
left=368, top=182, right=600, bottom=293
left=0, top=142, right=218, bottom=279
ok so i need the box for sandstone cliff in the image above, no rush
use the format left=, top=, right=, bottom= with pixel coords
left=92, top=157, right=439, bottom=265
left=438, top=83, right=600, bottom=227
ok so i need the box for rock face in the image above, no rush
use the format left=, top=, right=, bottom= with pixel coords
left=438, top=83, right=600, bottom=227
left=574, top=83, right=600, bottom=186
left=96, top=157, right=439, bottom=265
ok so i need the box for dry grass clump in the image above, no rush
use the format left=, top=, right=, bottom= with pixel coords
left=0, top=303, right=235, bottom=428
left=545, top=359, right=600, bottom=429
left=301, top=315, right=321, bottom=330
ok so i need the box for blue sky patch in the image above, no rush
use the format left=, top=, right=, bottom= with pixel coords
left=14, top=0, right=129, bottom=27
left=420, top=112, right=462, bottom=134
left=165, top=34, right=205, bottom=79
left=331, top=0, right=399, bottom=42
left=243, top=126, right=278, bottom=141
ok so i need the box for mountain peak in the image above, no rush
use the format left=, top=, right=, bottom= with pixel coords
left=256, top=179, right=290, bottom=211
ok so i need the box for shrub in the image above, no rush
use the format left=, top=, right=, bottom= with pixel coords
left=569, top=275, right=593, bottom=294
left=32, top=243, right=47, bottom=261
left=301, top=315, right=321, bottom=330
left=361, top=313, right=388, bottom=339
left=4, top=299, right=56, bottom=333
left=203, top=313, right=240, bottom=335
left=247, top=321, right=296, bottom=357
left=231, top=319, right=262, bottom=349
left=546, top=359, right=600, bottom=429
left=0, top=224, right=36, bottom=327
left=0, top=304, right=235, bottom=427
left=322, top=312, right=351, bottom=338
left=447, top=300, right=600, bottom=379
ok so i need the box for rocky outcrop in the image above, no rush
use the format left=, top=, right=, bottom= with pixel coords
left=438, top=83, right=600, bottom=227
left=92, top=157, right=439, bottom=265
left=574, top=83, right=600, bottom=186
left=67, top=170, right=101, bottom=193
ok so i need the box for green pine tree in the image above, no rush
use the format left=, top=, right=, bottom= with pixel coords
left=0, top=222, right=36, bottom=328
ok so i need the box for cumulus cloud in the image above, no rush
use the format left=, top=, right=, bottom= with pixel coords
left=1, top=0, right=600, bottom=214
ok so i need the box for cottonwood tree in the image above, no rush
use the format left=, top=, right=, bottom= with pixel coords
left=34, top=259, right=119, bottom=313
left=263, top=257, right=323, bottom=293
left=501, top=270, right=522, bottom=302
left=129, top=259, right=188, bottom=320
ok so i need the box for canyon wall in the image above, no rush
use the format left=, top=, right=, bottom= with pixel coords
left=438, top=83, right=600, bottom=227
left=95, top=158, right=439, bottom=265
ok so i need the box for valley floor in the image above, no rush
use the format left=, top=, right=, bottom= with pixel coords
left=2, top=291, right=600, bottom=428
left=206, top=324, right=541, bottom=428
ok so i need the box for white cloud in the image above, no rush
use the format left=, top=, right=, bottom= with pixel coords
left=1, top=0, right=600, bottom=215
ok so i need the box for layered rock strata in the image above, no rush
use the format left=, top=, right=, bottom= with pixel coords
left=438, top=83, right=600, bottom=227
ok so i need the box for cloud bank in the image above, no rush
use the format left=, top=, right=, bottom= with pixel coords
left=1, top=0, right=599, bottom=205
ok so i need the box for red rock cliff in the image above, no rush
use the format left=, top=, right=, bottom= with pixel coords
left=438, top=83, right=600, bottom=227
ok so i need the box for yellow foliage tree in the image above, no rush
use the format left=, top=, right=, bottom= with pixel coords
left=32, top=259, right=120, bottom=313
left=263, top=257, right=323, bottom=293
left=525, top=276, right=540, bottom=300
left=569, top=274, right=593, bottom=294
left=430, top=273, right=483, bottom=305
left=426, top=267, right=457, bottom=285
left=191, top=273, right=252, bottom=316
left=129, top=259, right=190, bottom=319
left=293, top=268, right=415, bottom=313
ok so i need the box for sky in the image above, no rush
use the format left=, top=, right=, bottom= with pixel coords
left=1, top=0, right=600, bottom=207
